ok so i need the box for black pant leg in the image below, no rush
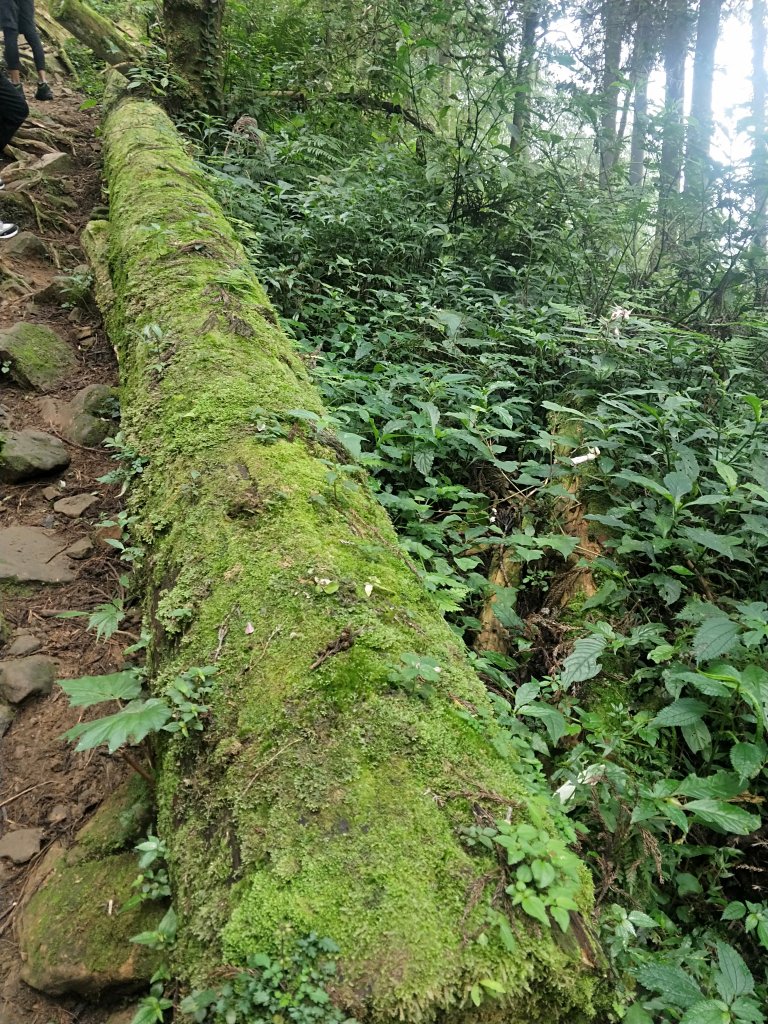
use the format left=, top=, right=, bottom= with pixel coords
left=0, top=74, right=28, bottom=151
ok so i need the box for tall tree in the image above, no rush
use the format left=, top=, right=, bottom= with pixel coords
left=753, top=0, right=768, bottom=254
left=162, top=0, right=225, bottom=112
left=628, top=6, right=656, bottom=185
left=684, top=0, right=723, bottom=195
left=598, top=0, right=625, bottom=186
left=656, top=0, right=691, bottom=251
left=511, top=1, right=540, bottom=152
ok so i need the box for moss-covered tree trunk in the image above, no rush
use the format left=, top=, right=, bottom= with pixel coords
left=93, top=83, right=604, bottom=1022
left=162, top=0, right=224, bottom=111
left=52, top=0, right=140, bottom=64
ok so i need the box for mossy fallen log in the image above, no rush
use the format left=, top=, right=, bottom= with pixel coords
left=95, top=86, right=606, bottom=1022
left=51, top=0, right=140, bottom=65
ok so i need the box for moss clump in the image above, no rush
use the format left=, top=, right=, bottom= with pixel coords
left=97, top=82, right=608, bottom=1023
left=76, top=775, right=152, bottom=857
left=0, top=322, right=76, bottom=391
left=18, top=849, right=163, bottom=996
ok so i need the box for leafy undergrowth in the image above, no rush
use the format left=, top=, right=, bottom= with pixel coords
left=149, top=100, right=768, bottom=1021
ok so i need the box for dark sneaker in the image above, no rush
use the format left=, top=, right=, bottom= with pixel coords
left=35, top=82, right=53, bottom=101
left=0, top=221, right=18, bottom=239
left=13, top=83, right=23, bottom=94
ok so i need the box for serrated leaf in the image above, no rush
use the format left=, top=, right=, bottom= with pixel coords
left=721, top=901, right=747, bottom=921
left=715, top=941, right=754, bottom=1000
left=635, top=963, right=703, bottom=1009
left=684, top=799, right=761, bottom=835
left=730, top=742, right=765, bottom=779
left=651, top=698, right=709, bottom=728
left=680, top=1000, right=729, bottom=1024
left=691, top=616, right=740, bottom=663
left=413, top=449, right=435, bottom=477
left=713, top=461, right=738, bottom=490
left=539, top=534, right=580, bottom=558
left=62, top=698, right=172, bottom=753
left=623, top=1006, right=653, bottom=1024
left=680, top=527, right=748, bottom=562
left=559, top=633, right=608, bottom=687
left=57, top=671, right=143, bottom=707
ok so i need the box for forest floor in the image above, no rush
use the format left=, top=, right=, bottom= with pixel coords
left=0, top=77, right=134, bottom=1024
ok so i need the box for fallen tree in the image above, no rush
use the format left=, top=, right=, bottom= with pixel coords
left=49, top=0, right=140, bottom=65
left=89, top=82, right=606, bottom=1021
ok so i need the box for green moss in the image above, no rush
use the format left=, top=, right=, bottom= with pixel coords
left=0, top=322, right=76, bottom=390
left=76, top=775, right=152, bottom=857
left=96, top=85, right=608, bottom=1022
left=19, top=849, right=163, bottom=995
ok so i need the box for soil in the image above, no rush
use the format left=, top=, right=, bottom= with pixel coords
left=0, top=78, right=139, bottom=1024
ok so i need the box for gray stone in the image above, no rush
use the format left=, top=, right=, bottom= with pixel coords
left=0, top=526, right=74, bottom=583
left=48, top=804, right=68, bottom=824
left=0, top=656, right=56, bottom=704
left=0, top=702, right=13, bottom=737
left=39, top=384, right=116, bottom=447
left=0, top=827, right=43, bottom=864
left=53, top=493, right=97, bottom=518
left=0, top=428, right=70, bottom=482
left=64, top=537, right=94, bottom=560
left=35, top=151, right=75, bottom=176
left=3, top=231, right=51, bottom=260
left=41, top=484, right=60, bottom=501
left=7, top=633, right=42, bottom=657
left=0, top=322, right=76, bottom=391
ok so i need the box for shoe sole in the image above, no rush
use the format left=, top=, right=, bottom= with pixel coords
left=0, top=226, right=18, bottom=239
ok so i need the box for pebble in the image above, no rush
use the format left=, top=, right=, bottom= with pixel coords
left=53, top=493, right=98, bottom=519
left=0, top=656, right=57, bottom=704
left=7, top=634, right=42, bottom=657
left=64, top=537, right=94, bottom=560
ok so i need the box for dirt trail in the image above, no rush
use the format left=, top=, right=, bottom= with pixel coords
left=0, top=77, right=133, bottom=1024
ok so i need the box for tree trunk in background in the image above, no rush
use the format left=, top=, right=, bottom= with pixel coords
left=511, top=2, right=540, bottom=152
left=656, top=0, right=690, bottom=253
left=598, top=0, right=623, bottom=187
left=684, top=0, right=723, bottom=195
left=628, top=8, right=654, bottom=185
left=162, top=0, right=225, bottom=112
left=753, top=0, right=768, bottom=256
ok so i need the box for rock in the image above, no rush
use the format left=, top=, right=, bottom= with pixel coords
left=38, top=384, right=116, bottom=447
left=64, top=537, right=94, bottom=560
left=48, top=804, right=68, bottom=824
left=0, top=611, right=8, bottom=647
left=3, top=231, right=52, bottom=260
left=0, top=403, right=10, bottom=426
left=0, top=526, right=75, bottom=583
left=53, top=493, right=98, bottom=518
left=7, top=633, right=42, bottom=657
left=41, top=484, right=60, bottom=501
left=0, top=322, right=76, bottom=391
left=18, top=835, right=162, bottom=995
left=0, top=656, right=56, bottom=703
left=0, top=702, right=14, bottom=737
left=34, top=151, right=75, bottom=176
left=0, top=827, right=43, bottom=864
left=95, top=524, right=122, bottom=550
left=0, top=429, right=70, bottom=482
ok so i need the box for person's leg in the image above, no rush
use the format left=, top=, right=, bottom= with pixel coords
left=18, top=0, right=51, bottom=98
left=0, top=73, right=28, bottom=151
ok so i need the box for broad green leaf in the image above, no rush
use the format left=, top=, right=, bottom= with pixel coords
left=680, top=1000, right=729, bottom=1024
left=651, top=698, right=709, bottom=728
left=478, top=979, right=505, bottom=994
left=713, top=461, right=738, bottom=490
left=684, top=799, right=760, bottom=835
left=664, top=470, right=694, bottom=503
left=491, top=588, right=524, bottom=630
left=676, top=772, right=743, bottom=799
left=715, top=941, right=754, bottom=1000
left=681, top=718, right=711, bottom=753
left=721, top=901, right=747, bottom=921
left=730, top=742, right=765, bottom=779
left=635, top=963, right=703, bottom=1009
left=691, top=616, right=740, bottom=664
left=63, top=698, right=172, bottom=753
left=680, top=527, right=748, bottom=562
left=57, top=671, right=143, bottom=707
left=521, top=894, right=550, bottom=927
left=539, top=534, right=579, bottom=558
left=623, top=1006, right=653, bottom=1024
left=518, top=702, right=568, bottom=745
left=559, top=633, right=608, bottom=687
left=615, top=468, right=674, bottom=500
left=729, top=996, right=765, bottom=1022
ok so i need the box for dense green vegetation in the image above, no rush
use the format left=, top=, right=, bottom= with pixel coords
left=81, top=0, right=768, bottom=1020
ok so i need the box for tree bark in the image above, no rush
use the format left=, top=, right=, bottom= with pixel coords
left=629, top=8, right=654, bottom=186
left=753, top=0, right=768, bottom=255
left=684, top=0, right=723, bottom=195
left=52, top=0, right=140, bottom=65
left=598, top=0, right=624, bottom=187
left=511, top=2, right=539, bottom=152
left=94, top=82, right=604, bottom=1021
left=656, top=0, right=690, bottom=254
left=161, top=0, right=224, bottom=111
